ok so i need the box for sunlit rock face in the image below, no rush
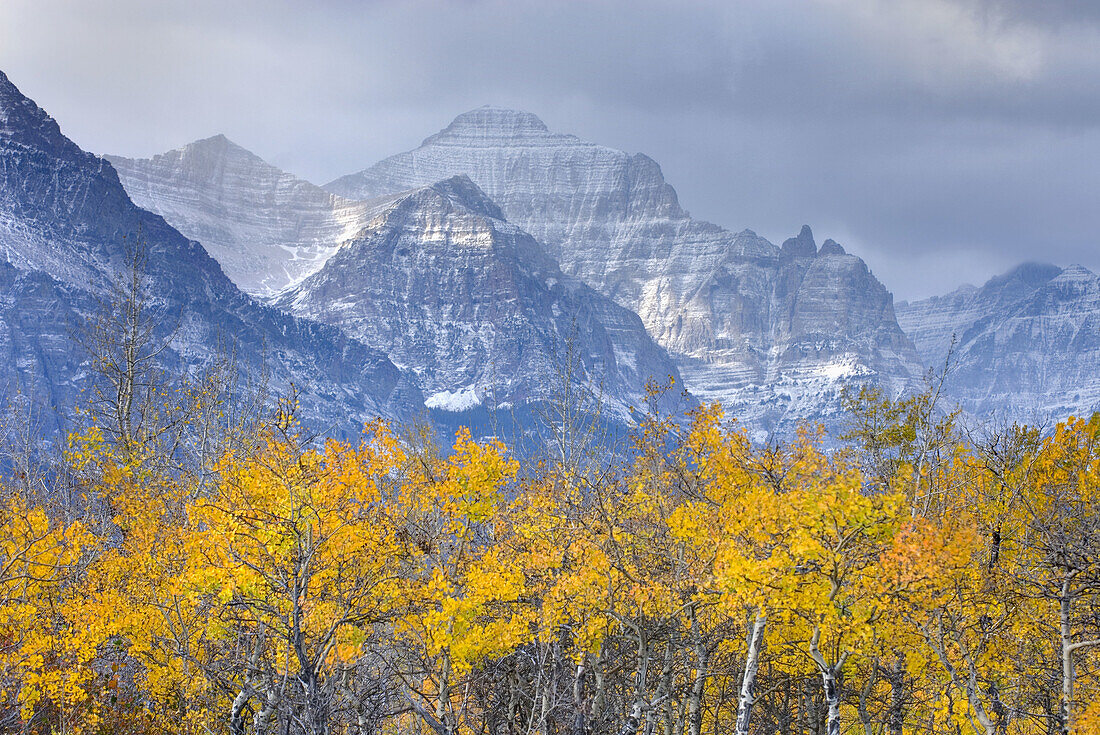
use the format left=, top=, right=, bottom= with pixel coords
left=107, top=136, right=399, bottom=296
left=327, top=107, right=922, bottom=435
left=0, top=70, right=423, bottom=437
left=897, top=263, right=1100, bottom=423
left=275, top=175, right=683, bottom=421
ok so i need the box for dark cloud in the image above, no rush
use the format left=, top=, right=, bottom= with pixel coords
left=1, top=0, right=1098, bottom=299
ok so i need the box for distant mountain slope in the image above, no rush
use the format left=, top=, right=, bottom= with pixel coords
left=0, top=69, right=422, bottom=436
left=897, top=263, right=1100, bottom=421
left=275, top=175, right=683, bottom=421
left=327, top=107, right=922, bottom=434
left=106, top=137, right=399, bottom=295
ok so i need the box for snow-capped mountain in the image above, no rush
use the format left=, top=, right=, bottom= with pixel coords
left=897, top=263, right=1100, bottom=422
left=274, top=175, right=683, bottom=421
left=0, top=69, right=422, bottom=436
left=326, top=107, right=922, bottom=433
left=107, top=136, right=399, bottom=296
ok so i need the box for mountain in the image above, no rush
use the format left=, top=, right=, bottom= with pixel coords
left=326, top=107, right=922, bottom=435
left=0, top=69, right=422, bottom=437
left=896, top=263, right=1100, bottom=422
left=106, top=137, right=399, bottom=296
left=274, top=175, right=683, bottom=422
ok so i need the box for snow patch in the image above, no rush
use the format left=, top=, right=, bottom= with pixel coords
left=813, top=356, right=861, bottom=382
left=425, top=386, right=481, bottom=412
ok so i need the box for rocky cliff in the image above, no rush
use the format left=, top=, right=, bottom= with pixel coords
left=107, top=137, right=398, bottom=295
left=275, top=175, right=683, bottom=421
left=327, top=107, right=922, bottom=434
left=897, top=263, right=1100, bottom=422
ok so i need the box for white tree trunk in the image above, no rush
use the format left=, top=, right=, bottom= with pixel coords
left=1061, top=582, right=1075, bottom=735
left=734, top=612, right=767, bottom=735
left=572, top=659, right=588, bottom=735
left=619, top=700, right=646, bottom=735
left=686, top=608, right=707, bottom=735
left=808, top=626, right=848, bottom=735
left=820, top=668, right=841, bottom=735
left=229, top=687, right=252, bottom=735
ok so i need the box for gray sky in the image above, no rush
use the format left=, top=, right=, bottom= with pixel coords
left=2, top=0, right=1098, bottom=300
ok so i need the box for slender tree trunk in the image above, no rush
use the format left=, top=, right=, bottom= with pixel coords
left=647, top=639, right=676, bottom=735
left=623, top=632, right=652, bottom=735
left=619, top=700, right=646, bottom=735
left=921, top=620, right=995, bottom=735
left=962, top=657, right=997, bottom=735
left=230, top=688, right=251, bottom=735
left=734, top=611, right=767, bottom=735
left=686, top=609, right=708, bottom=735
left=808, top=627, right=847, bottom=735
left=671, top=688, right=688, bottom=735
left=437, top=649, right=453, bottom=733
left=819, top=669, right=841, bottom=735
left=299, top=668, right=329, bottom=735
left=572, top=659, right=588, bottom=735
left=857, top=662, right=876, bottom=735
left=887, top=655, right=905, bottom=735
left=1061, top=585, right=1074, bottom=735
left=540, top=663, right=553, bottom=735
left=592, top=646, right=607, bottom=728
left=254, top=687, right=280, bottom=734
left=405, top=688, right=454, bottom=735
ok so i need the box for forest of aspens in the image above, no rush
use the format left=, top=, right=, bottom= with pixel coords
left=2, top=364, right=1099, bottom=735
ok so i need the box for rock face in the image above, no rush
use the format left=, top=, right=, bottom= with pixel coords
left=275, top=175, right=683, bottom=420
left=0, top=69, right=422, bottom=437
left=107, top=137, right=397, bottom=296
left=897, top=263, right=1100, bottom=422
left=326, top=107, right=922, bottom=434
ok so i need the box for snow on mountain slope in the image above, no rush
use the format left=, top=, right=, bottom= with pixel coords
left=106, top=137, right=399, bottom=295
left=897, top=262, right=1100, bottom=422
left=274, top=175, right=683, bottom=420
left=327, top=107, right=922, bottom=434
left=0, top=69, right=422, bottom=436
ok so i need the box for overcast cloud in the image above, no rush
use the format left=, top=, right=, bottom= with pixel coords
left=1, top=0, right=1098, bottom=299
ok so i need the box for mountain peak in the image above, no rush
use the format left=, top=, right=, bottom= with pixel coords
left=781, top=225, right=817, bottom=259
left=0, top=69, right=81, bottom=159
left=106, top=134, right=272, bottom=178
left=189, top=132, right=233, bottom=149
left=0, top=69, right=16, bottom=99
left=0, top=69, right=27, bottom=108
left=176, top=133, right=267, bottom=165
left=984, top=261, right=1062, bottom=292
left=1053, top=263, right=1095, bottom=282
left=427, top=174, right=504, bottom=220
left=425, top=106, right=552, bottom=145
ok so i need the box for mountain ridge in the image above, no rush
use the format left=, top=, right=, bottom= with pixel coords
left=897, top=262, right=1100, bottom=422
left=106, top=135, right=402, bottom=296
left=0, top=69, right=424, bottom=438
left=325, top=107, right=923, bottom=436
